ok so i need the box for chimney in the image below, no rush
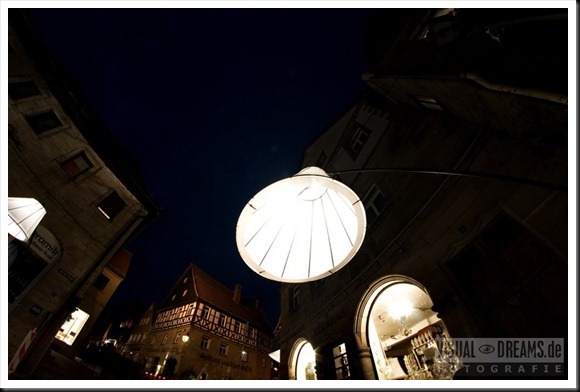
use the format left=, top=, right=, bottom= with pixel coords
left=233, top=284, right=242, bottom=304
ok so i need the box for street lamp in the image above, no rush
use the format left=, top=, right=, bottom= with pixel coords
left=236, top=166, right=366, bottom=283
left=236, top=165, right=566, bottom=283
left=182, top=333, right=190, bottom=343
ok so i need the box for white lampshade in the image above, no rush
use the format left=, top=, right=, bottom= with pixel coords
left=236, top=166, right=366, bottom=283
left=8, top=197, right=47, bottom=242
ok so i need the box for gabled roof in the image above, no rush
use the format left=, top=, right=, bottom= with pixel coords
left=105, top=249, right=132, bottom=280
left=159, top=263, right=272, bottom=333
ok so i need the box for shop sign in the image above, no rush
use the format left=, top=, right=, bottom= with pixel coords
left=29, top=225, right=62, bottom=263
left=314, top=309, right=346, bottom=336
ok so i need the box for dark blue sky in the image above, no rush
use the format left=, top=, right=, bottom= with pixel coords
left=25, top=8, right=375, bottom=327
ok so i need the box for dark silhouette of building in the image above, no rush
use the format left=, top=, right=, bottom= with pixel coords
left=276, top=8, right=568, bottom=381
left=8, top=9, right=161, bottom=379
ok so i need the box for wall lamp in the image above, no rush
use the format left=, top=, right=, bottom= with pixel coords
left=236, top=166, right=566, bottom=283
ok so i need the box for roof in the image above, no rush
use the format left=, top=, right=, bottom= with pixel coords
left=105, top=249, right=133, bottom=280
left=159, top=263, right=272, bottom=333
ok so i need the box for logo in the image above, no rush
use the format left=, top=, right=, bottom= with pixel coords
left=478, top=344, right=495, bottom=354
left=444, top=338, right=564, bottom=363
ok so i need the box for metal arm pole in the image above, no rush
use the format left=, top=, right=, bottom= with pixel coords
left=326, top=168, right=567, bottom=193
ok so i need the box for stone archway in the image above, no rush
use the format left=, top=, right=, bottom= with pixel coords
left=354, top=275, right=457, bottom=380
left=288, top=338, right=318, bottom=380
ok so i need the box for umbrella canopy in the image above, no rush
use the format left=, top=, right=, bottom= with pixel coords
left=8, top=197, right=47, bottom=242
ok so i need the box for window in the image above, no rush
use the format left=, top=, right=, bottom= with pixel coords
left=25, top=110, right=63, bottom=134
left=414, top=95, right=443, bottom=111
left=8, top=242, right=50, bottom=303
left=219, top=343, right=228, bottom=356
left=9, top=80, right=41, bottom=100
left=333, top=343, right=351, bottom=379
left=182, top=289, right=188, bottom=297
left=290, top=285, right=300, bottom=311
left=171, top=295, right=176, bottom=301
left=174, top=333, right=182, bottom=344
left=97, top=191, right=126, bottom=220
left=54, top=308, right=90, bottom=346
left=183, top=277, right=188, bottom=283
left=348, top=127, right=370, bottom=157
left=199, top=371, right=208, bottom=380
left=219, top=314, right=227, bottom=327
left=317, top=152, right=327, bottom=167
left=93, top=274, right=110, bottom=291
left=241, top=350, right=248, bottom=362
left=234, top=320, right=241, bottom=333
left=162, top=334, right=169, bottom=345
left=60, top=152, right=93, bottom=178
left=202, top=307, right=210, bottom=319
left=200, top=336, right=210, bottom=350
left=362, top=185, right=389, bottom=226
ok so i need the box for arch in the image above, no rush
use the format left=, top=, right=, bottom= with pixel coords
left=287, top=338, right=318, bottom=380
left=354, top=275, right=429, bottom=349
left=354, top=275, right=457, bottom=380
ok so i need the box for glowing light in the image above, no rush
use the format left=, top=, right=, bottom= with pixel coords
left=236, top=167, right=366, bottom=282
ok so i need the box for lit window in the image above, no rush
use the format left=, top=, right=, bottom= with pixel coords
left=333, top=343, right=351, bottom=380
left=9, top=80, right=41, bottom=100
left=25, top=110, right=63, bottom=134
left=201, top=336, right=210, bottom=349
left=219, top=343, right=228, bottom=356
left=54, top=308, right=90, bottom=346
left=362, top=185, right=389, bottom=226
left=349, top=127, right=370, bottom=157
left=241, top=350, right=248, bottom=362
left=414, top=95, right=443, bottom=111
left=60, top=152, right=93, bottom=178
left=97, top=191, right=126, bottom=221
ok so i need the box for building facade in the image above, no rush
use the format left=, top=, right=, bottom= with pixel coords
left=122, top=264, right=275, bottom=380
left=7, top=10, right=160, bottom=377
left=276, top=8, right=568, bottom=380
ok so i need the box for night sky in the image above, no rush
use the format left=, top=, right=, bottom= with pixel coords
left=24, top=7, right=376, bottom=328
